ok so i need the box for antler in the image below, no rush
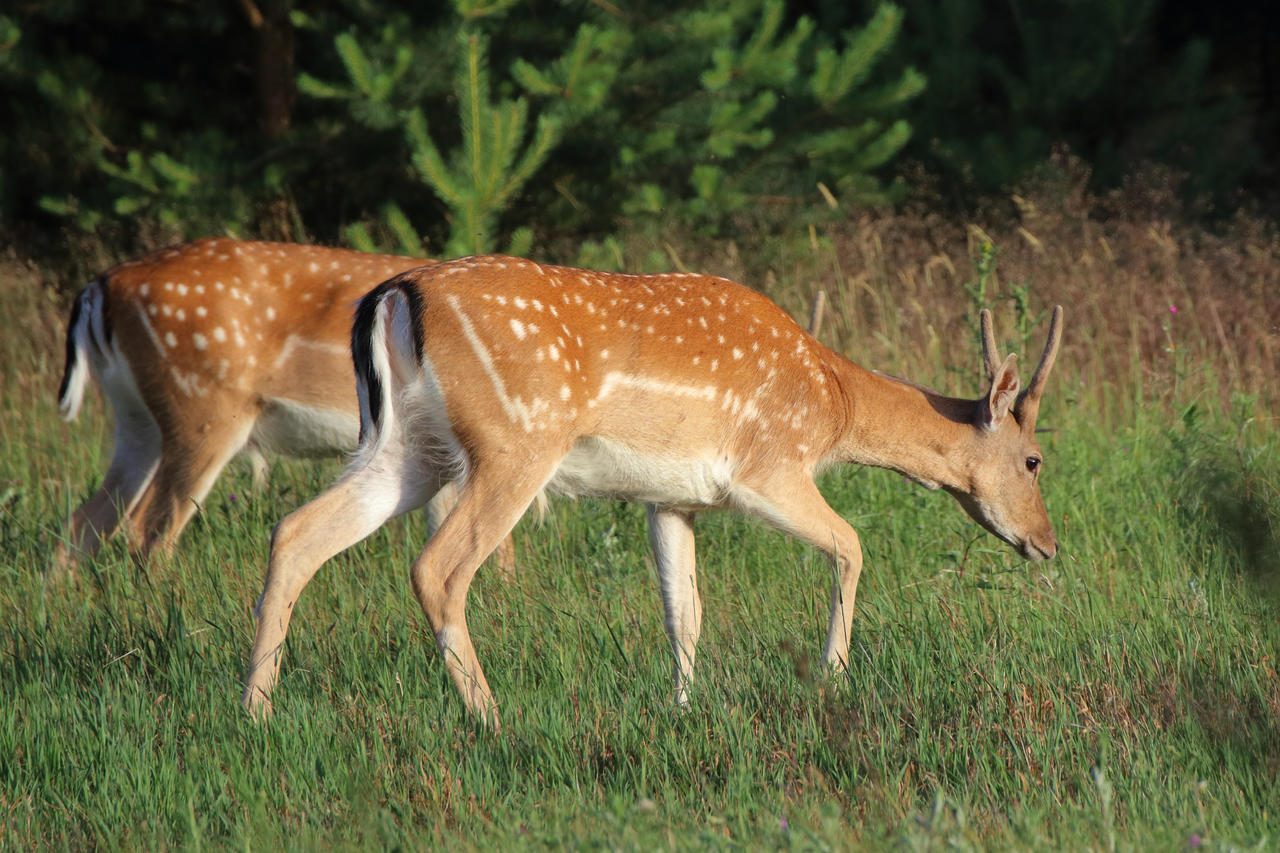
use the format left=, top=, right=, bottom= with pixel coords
left=1014, top=305, right=1064, bottom=428
left=979, top=309, right=1002, bottom=379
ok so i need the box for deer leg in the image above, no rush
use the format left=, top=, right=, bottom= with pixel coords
left=132, top=417, right=257, bottom=562
left=427, top=480, right=519, bottom=582
left=410, top=461, right=554, bottom=729
left=242, top=448, right=438, bottom=717
left=647, top=505, right=701, bottom=707
left=54, top=407, right=161, bottom=570
left=733, top=476, right=863, bottom=674
left=243, top=442, right=271, bottom=491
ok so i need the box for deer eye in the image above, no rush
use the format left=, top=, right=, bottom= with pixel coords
left=1026, top=456, right=1041, bottom=474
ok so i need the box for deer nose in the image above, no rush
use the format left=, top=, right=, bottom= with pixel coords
left=1023, top=536, right=1058, bottom=561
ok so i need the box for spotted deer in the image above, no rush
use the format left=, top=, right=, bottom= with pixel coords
left=242, top=255, right=1063, bottom=727
left=55, top=238, right=517, bottom=572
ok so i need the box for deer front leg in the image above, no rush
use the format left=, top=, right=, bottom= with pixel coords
left=647, top=505, right=701, bottom=707
left=820, top=533, right=862, bottom=674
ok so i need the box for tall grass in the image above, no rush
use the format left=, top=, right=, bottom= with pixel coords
left=2, top=200, right=1278, bottom=848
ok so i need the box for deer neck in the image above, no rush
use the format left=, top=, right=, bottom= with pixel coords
left=824, top=356, right=977, bottom=491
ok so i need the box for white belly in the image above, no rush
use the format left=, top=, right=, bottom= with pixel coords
left=547, top=436, right=734, bottom=507
left=251, top=398, right=361, bottom=459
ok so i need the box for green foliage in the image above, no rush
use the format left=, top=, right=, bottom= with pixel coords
left=306, top=5, right=593, bottom=255
left=509, top=22, right=624, bottom=121
left=406, top=31, right=560, bottom=256
left=4, top=0, right=1265, bottom=266
left=310, top=0, right=921, bottom=254
left=344, top=202, right=424, bottom=256
left=543, top=0, right=923, bottom=233
left=874, top=0, right=1257, bottom=201
left=0, top=3, right=296, bottom=249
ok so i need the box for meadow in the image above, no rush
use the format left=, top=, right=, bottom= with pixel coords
left=1, top=201, right=1278, bottom=849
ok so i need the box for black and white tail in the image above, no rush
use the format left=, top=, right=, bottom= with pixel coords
left=351, top=273, right=427, bottom=454
left=57, top=281, right=108, bottom=421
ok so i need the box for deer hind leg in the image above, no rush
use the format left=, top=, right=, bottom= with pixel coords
left=242, top=445, right=440, bottom=717
left=426, top=480, right=518, bottom=581
left=410, top=460, right=556, bottom=729
left=243, top=441, right=271, bottom=491
left=54, top=400, right=162, bottom=570
left=733, top=475, right=863, bottom=674
left=647, top=506, right=701, bottom=707
left=131, top=413, right=258, bottom=562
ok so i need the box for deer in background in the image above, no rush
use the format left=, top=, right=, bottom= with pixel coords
left=56, top=239, right=517, bottom=572
left=242, top=255, right=1063, bottom=728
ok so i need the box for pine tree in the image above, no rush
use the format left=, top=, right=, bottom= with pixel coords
left=303, top=1, right=923, bottom=254
left=402, top=28, right=558, bottom=256
left=305, top=1, right=621, bottom=256
left=515, top=0, right=925, bottom=237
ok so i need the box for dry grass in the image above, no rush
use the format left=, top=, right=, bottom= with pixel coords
left=655, top=159, right=1280, bottom=422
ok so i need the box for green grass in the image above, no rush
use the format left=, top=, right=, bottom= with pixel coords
left=3, top=227, right=1279, bottom=850
left=2, top=361, right=1278, bottom=850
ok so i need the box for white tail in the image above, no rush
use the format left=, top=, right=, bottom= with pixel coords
left=54, top=239, right=517, bottom=572
left=58, top=283, right=97, bottom=421
left=243, top=256, right=1064, bottom=727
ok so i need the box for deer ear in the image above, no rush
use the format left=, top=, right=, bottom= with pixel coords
left=980, top=353, right=1020, bottom=429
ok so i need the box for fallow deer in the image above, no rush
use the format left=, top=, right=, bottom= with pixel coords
left=56, top=239, right=517, bottom=571
left=242, top=255, right=1063, bottom=727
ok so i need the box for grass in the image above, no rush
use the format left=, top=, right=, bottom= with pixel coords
left=2, top=206, right=1279, bottom=849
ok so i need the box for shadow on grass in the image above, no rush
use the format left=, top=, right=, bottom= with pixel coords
left=1170, top=403, right=1280, bottom=605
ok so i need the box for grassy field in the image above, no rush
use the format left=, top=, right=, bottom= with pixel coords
left=2, top=212, right=1278, bottom=849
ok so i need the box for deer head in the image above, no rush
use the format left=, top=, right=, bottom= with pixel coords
left=947, top=306, right=1063, bottom=560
